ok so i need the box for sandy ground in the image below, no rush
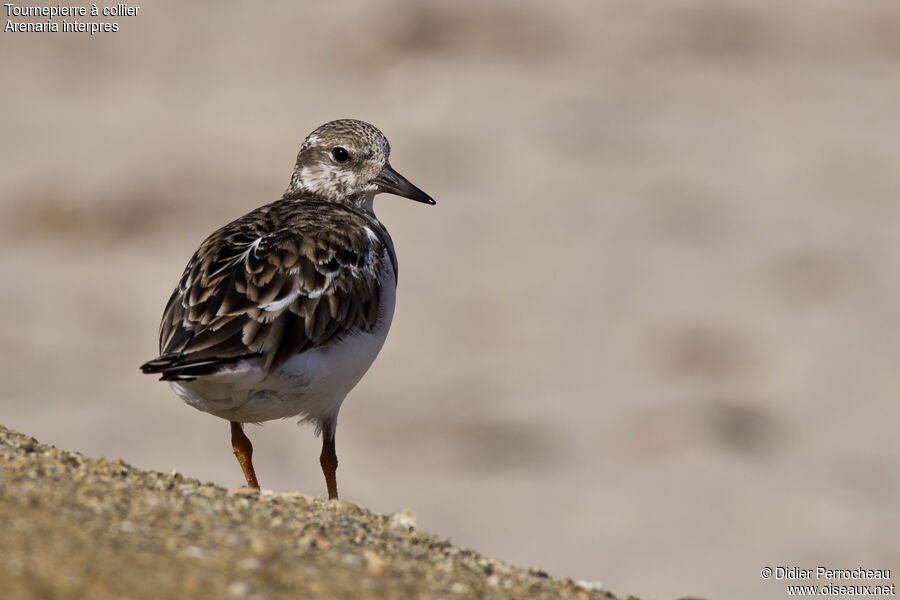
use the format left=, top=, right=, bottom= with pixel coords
left=1, top=2, right=899, bottom=599
left=0, top=425, right=627, bottom=600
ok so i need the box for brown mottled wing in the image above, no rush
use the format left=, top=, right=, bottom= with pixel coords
left=141, top=200, right=391, bottom=381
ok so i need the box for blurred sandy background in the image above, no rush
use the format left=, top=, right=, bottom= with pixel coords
left=2, top=1, right=899, bottom=598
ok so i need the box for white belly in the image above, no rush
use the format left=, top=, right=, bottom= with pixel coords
left=170, top=260, right=396, bottom=427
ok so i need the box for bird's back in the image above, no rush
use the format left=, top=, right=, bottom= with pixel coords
left=141, top=196, right=397, bottom=383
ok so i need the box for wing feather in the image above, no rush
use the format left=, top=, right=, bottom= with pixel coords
left=140, top=199, right=395, bottom=381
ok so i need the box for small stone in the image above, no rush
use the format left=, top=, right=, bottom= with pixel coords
left=574, top=579, right=606, bottom=592
left=342, top=553, right=362, bottom=567
left=249, top=537, right=273, bottom=558
left=119, top=521, right=137, bottom=533
left=278, top=491, right=314, bottom=503
left=238, top=557, right=264, bottom=571
left=227, top=487, right=259, bottom=498
left=227, top=581, right=251, bottom=598
left=362, top=549, right=389, bottom=576
left=389, top=509, right=417, bottom=530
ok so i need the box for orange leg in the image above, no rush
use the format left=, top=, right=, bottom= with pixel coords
left=230, top=421, right=260, bottom=489
left=320, top=421, right=338, bottom=500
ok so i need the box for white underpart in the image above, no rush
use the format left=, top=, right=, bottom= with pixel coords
left=169, top=252, right=397, bottom=429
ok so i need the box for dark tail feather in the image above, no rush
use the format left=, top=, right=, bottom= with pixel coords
left=140, top=353, right=260, bottom=381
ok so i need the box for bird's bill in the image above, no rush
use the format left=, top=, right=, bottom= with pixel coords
left=373, top=163, right=436, bottom=205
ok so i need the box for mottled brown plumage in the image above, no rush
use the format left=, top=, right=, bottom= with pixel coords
left=144, top=198, right=395, bottom=380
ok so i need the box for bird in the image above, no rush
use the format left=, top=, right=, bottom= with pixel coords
left=140, top=119, right=434, bottom=500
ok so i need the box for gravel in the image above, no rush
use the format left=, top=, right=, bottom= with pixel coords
left=0, top=425, right=638, bottom=600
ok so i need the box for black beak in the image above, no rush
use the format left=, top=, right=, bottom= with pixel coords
left=373, top=163, right=436, bottom=205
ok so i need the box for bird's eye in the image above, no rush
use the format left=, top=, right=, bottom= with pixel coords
left=332, top=147, right=350, bottom=162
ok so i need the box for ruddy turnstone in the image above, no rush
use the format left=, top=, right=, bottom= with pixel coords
left=140, top=119, right=434, bottom=499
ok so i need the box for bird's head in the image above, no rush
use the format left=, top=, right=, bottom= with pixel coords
left=284, top=119, right=435, bottom=210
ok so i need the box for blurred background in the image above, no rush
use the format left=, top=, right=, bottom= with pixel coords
left=2, top=1, right=899, bottom=598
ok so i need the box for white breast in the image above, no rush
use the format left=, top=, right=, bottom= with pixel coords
left=170, top=256, right=397, bottom=426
